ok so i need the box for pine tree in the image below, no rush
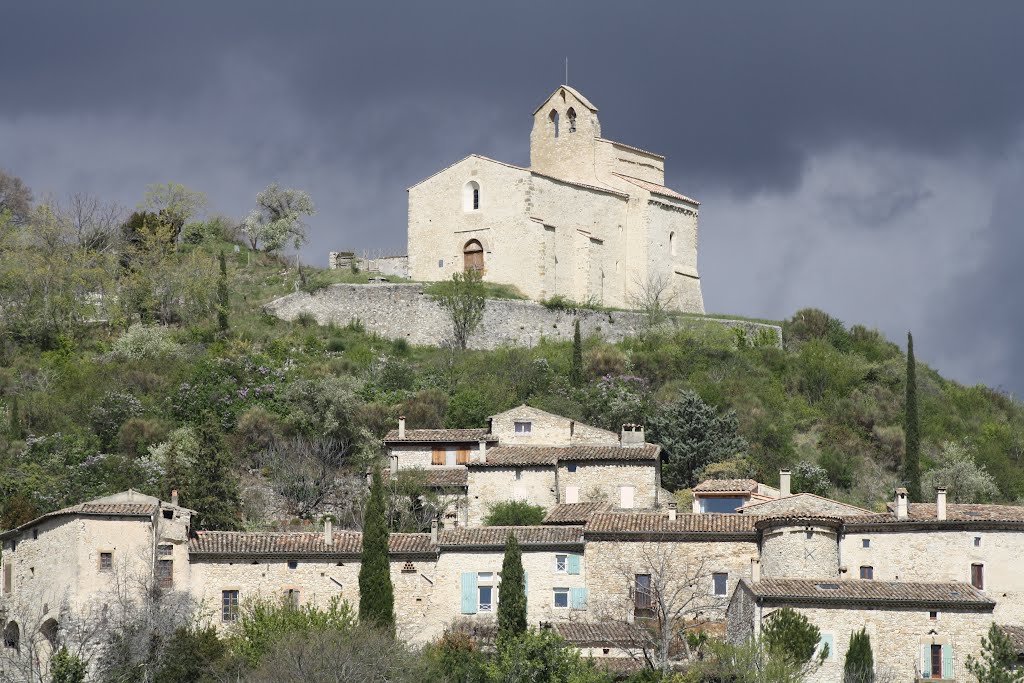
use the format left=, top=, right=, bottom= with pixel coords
left=358, top=469, right=395, bottom=632
left=185, top=416, right=242, bottom=530
left=843, top=627, right=874, bottom=683
left=570, top=318, right=583, bottom=386
left=217, top=250, right=230, bottom=334
left=903, top=331, right=922, bottom=501
left=51, top=647, right=87, bottom=683
left=966, top=624, right=1024, bottom=683
left=7, top=395, right=22, bottom=439
left=496, top=532, right=527, bottom=645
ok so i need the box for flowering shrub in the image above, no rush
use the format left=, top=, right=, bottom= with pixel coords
left=172, top=354, right=289, bottom=429
left=111, top=324, right=183, bottom=361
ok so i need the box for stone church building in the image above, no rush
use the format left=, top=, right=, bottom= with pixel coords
left=407, top=85, right=705, bottom=312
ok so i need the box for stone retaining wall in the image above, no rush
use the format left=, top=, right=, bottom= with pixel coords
left=264, top=283, right=782, bottom=350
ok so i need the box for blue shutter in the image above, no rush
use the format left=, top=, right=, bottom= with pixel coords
left=570, top=587, right=588, bottom=610
left=461, top=572, right=477, bottom=614
left=567, top=553, right=581, bottom=575
left=921, top=645, right=931, bottom=678
left=942, top=644, right=953, bottom=679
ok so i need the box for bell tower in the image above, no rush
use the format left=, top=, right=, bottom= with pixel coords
left=529, top=85, right=601, bottom=184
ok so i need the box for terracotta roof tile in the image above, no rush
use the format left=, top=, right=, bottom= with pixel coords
left=585, top=512, right=758, bottom=536
left=437, top=526, right=583, bottom=548
left=611, top=173, right=699, bottom=205
left=543, top=502, right=612, bottom=525
left=598, top=138, right=664, bottom=160
left=530, top=171, right=630, bottom=199
left=999, top=625, right=1024, bottom=655
left=553, top=621, right=645, bottom=646
left=469, top=444, right=659, bottom=468
left=694, top=479, right=759, bottom=493
left=384, top=428, right=496, bottom=443
left=402, top=468, right=469, bottom=488
left=749, top=578, right=994, bottom=609
left=189, top=531, right=434, bottom=557
left=844, top=502, right=1024, bottom=528
left=1, top=502, right=160, bottom=540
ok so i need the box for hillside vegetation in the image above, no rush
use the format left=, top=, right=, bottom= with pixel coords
left=2, top=191, right=1023, bottom=532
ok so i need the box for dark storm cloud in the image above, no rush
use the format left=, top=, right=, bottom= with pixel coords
left=2, top=1, right=1024, bottom=391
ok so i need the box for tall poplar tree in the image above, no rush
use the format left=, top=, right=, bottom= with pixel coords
left=186, top=416, right=242, bottom=530
left=903, top=331, right=922, bottom=501
left=844, top=627, right=874, bottom=683
left=358, top=469, right=395, bottom=632
left=570, top=319, right=583, bottom=386
left=496, top=532, right=527, bottom=645
left=217, top=250, right=229, bottom=333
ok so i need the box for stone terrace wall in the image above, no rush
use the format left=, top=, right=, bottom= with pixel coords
left=264, top=283, right=781, bottom=350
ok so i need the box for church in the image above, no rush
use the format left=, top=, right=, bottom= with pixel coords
left=407, top=85, right=705, bottom=312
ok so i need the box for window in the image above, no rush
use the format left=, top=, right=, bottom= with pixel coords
left=3, top=621, right=18, bottom=650
left=567, top=107, right=577, bottom=132
left=2, top=563, right=10, bottom=595
left=974, top=536, right=982, bottom=547
left=222, top=590, right=240, bottom=623
left=699, top=497, right=745, bottom=514
left=549, top=109, right=560, bottom=137
left=930, top=610, right=939, bottom=621
left=162, top=510, right=174, bottom=520
left=99, top=552, right=113, bottom=571
left=555, top=554, right=567, bottom=573
left=157, top=559, right=173, bottom=589
left=514, top=421, right=532, bottom=434
left=971, top=563, right=984, bottom=590
left=817, top=634, right=835, bottom=662
left=478, top=585, right=493, bottom=612
left=284, top=589, right=300, bottom=608
left=860, top=566, right=874, bottom=580
left=515, top=469, right=523, bottom=481
left=32, top=530, right=37, bottom=540
left=712, top=573, right=728, bottom=596
left=158, top=544, right=173, bottom=556
left=553, top=588, right=569, bottom=608
left=463, top=239, right=484, bottom=272
left=634, top=574, right=654, bottom=619
left=862, top=538, right=871, bottom=548
left=805, top=531, right=814, bottom=540
left=669, top=231, right=676, bottom=256
left=287, top=560, right=298, bottom=570
left=438, top=259, right=444, bottom=269
left=463, top=180, right=481, bottom=212
left=567, top=464, right=577, bottom=473
left=473, top=187, right=479, bottom=210
left=930, top=643, right=943, bottom=678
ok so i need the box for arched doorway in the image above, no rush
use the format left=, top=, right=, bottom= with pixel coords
left=40, top=619, right=58, bottom=651
left=3, top=621, right=19, bottom=651
left=463, top=240, right=484, bottom=272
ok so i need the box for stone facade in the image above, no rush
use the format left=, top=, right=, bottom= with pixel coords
left=406, top=85, right=704, bottom=312
left=265, top=282, right=783, bottom=350
left=758, top=518, right=841, bottom=580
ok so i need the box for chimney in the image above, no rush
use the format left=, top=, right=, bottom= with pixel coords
left=895, top=488, right=909, bottom=520
left=170, top=489, right=179, bottom=507
left=667, top=502, right=677, bottom=522
left=936, top=487, right=947, bottom=521
left=390, top=455, right=398, bottom=476
left=620, top=424, right=644, bottom=448
left=398, top=416, right=406, bottom=439
left=478, top=439, right=487, bottom=464
left=430, top=518, right=438, bottom=545
left=779, top=469, right=791, bottom=498
left=324, top=518, right=333, bottom=547
left=750, top=557, right=761, bottom=583
left=366, top=470, right=373, bottom=488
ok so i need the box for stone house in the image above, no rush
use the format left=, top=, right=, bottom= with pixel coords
left=691, top=478, right=781, bottom=513
left=407, top=85, right=704, bottom=312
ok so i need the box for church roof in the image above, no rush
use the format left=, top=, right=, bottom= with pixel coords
left=407, top=154, right=528, bottom=191
left=612, top=173, right=700, bottom=205
left=599, top=138, right=665, bottom=160
left=532, top=85, right=598, bottom=115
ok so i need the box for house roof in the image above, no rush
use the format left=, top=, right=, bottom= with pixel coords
left=611, top=173, right=699, bottom=205
left=543, top=502, right=612, bottom=525
left=0, top=490, right=190, bottom=540
left=843, top=502, right=1024, bottom=530
left=889, top=502, right=1024, bottom=522
left=999, top=625, right=1024, bottom=656
left=532, top=85, right=599, bottom=115
left=437, top=526, right=583, bottom=548
left=553, top=621, right=645, bottom=646
left=584, top=512, right=759, bottom=538
left=693, top=479, right=759, bottom=494
left=189, top=531, right=435, bottom=558
left=746, top=578, right=994, bottom=610
left=468, top=444, right=660, bottom=468
left=397, top=468, right=468, bottom=488
left=738, top=493, right=873, bottom=516
left=384, top=428, right=497, bottom=444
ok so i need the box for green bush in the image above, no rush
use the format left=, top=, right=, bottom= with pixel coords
left=229, top=595, right=355, bottom=668
left=111, top=324, right=183, bottom=361
left=483, top=501, right=546, bottom=526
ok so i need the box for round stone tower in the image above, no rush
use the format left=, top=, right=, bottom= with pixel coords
left=756, top=516, right=842, bottom=580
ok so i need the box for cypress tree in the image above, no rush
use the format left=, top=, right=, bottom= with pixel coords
left=903, top=331, right=922, bottom=501
left=358, top=469, right=395, bottom=632
left=844, top=628, right=874, bottom=683
left=217, top=250, right=230, bottom=333
left=496, top=532, right=527, bottom=644
left=185, top=416, right=242, bottom=530
left=570, top=319, right=583, bottom=386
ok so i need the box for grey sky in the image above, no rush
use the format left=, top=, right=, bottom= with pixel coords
left=2, top=1, right=1023, bottom=393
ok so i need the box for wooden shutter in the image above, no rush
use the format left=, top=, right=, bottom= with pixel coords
left=432, top=447, right=445, bottom=466
left=461, top=573, right=477, bottom=614
left=456, top=448, right=469, bottom=465
left=941, top=644, right=953, bottom=679
left=567, top=553, right=581, bottom=575
left=570, top=587, right=588, bottom=610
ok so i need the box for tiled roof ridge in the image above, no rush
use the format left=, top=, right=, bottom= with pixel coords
left=407, top=154, right=528, bottom=191
left=693, top=478, right=759, bottom=493
left=739, top=492, right=874, bottom=514
left=0, top=501, right=162, bottom=540
left=468, top=443, right=660, bottom=467
left=384, top=427, right=497, bottom=443
left=585, top=511, right=760, bottom=535
left=598, top=138, right=665, bottom=160
left=610, top=172, right=700, bottom=206
left=529, top=171, right=630, bottom=199
left=748, top=577, right=994, bottom=608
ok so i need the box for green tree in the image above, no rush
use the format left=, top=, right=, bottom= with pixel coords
left=571, top=318, right=583, bottom=386
left=843, top=627, right=874, bottom=683
left=761, top=607, right=823, bottom=665
left=358, top=469, right=395, bottom=632
left=217, top=250, right=229, bottom=333
left=903, top=331, right=922, bottom=500
left=483, top=501, right=547, bottom=526
left=50, top=647, right=87, bottom=683
left=648, top=389, right=749, bottom=490
left=496, top=533, right=527, bottom=644
left=141, top=182, right=208, bottom=231
left=486, top=629, right=611, bottom=683
left=241, top=183, right=315, bottom=252
left=229, top=596, right=355, bottom=669
left=966, top=623, right=1024, bottom=683
left=154, top=626, right=227, bottom=683
left=922, top=440, right=1000, bottom=503
left=432, top=268, right=487, bottom=350
left=185, top=417, right=242, bottom=530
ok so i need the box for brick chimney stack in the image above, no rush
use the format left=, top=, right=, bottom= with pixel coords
left=398, top=416, right=406, bottom=439
left=936, top=486, right=947, bottom=521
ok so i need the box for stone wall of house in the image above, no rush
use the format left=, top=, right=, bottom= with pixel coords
left=585, top=539, right=757, bottom=625
left=490, top=405, right=618, bottom=446
left=841, top=528, right=1024, bottom=622
left=760, top=525, right=840, bottom=579
left=363, top=255, right=409, bottom=278
left=264, top=283, right=782, bottom=350
left=467, top=468, right=557, bottom=526
left=725, top=581, right=757, bottom=644
left=557, top=462, right=658, bottom=509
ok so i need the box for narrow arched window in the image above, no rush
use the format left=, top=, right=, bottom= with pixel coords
left=463, top=180, right=480, bottom=212
left=463, top=240, right=484, bottom=272
left=549, top=109, right=560, bottom=138
left=3, top=621, right=19, bottom=651
left=669, top=231, right=676, bottom=256
left=567, top=107, right=577, bottom=133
